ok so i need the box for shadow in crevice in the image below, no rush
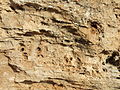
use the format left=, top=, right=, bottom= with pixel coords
left=106, top=51, right=120, bottom=66
left=9, top=0, right=25, bottom=11
left=88, top=20, right=104, bottom=35
left=74, top=37, right=93, bottom=46
left=106, top=51, right=120, bottom=72
left=62, top=25, right=80, bottom=36
left=8, top=63, right=22, bottom=73
left=18, top=80, right=64, bottom=87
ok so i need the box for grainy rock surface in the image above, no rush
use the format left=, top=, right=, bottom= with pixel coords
left=0, top=0, right=120, bottom=90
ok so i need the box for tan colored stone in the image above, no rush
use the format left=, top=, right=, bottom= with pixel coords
left=0, top=0, right=120, bottom=90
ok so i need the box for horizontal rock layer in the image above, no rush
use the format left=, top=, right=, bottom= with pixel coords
left=0, top=0, right=120, bottom=90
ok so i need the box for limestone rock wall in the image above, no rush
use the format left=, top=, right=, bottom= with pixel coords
left=0, top=0, right=120, bottom=90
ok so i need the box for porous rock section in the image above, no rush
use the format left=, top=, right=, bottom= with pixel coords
left=0, top=0, right=120, bottom=90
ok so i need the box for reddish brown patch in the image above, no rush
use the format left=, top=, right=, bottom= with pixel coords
left=90, top=27, right=97, bottom=34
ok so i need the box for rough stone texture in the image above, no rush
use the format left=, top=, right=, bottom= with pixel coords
left=0, top=0, right=120, bottom=90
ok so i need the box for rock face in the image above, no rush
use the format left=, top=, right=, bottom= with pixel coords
left=0, top=0, right=120, bottom=90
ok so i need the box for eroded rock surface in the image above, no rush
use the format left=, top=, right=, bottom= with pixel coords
left=0, top=0, right=120, bottom=90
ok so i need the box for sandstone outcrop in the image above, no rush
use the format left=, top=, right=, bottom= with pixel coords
left=0, top=0, right=120, bottom=90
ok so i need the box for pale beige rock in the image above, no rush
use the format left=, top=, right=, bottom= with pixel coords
left=0, top=0, right=120, bottom=90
